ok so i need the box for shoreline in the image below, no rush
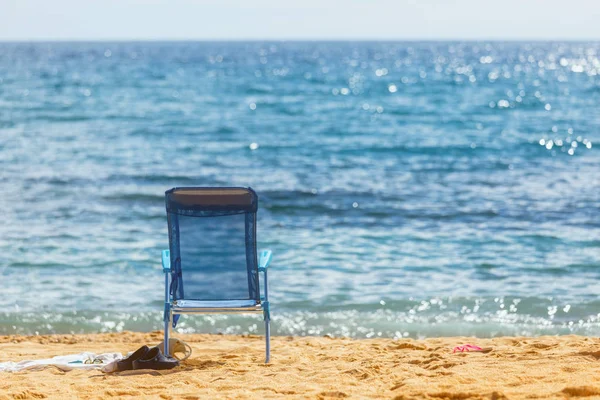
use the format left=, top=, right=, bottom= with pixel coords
left=1, top=332, right=600, bottom=399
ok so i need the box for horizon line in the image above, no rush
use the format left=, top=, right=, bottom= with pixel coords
left=1, top=37, right=600, bottom=43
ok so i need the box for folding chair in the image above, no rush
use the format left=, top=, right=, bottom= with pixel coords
left=161, top=187, right=272, bottom=362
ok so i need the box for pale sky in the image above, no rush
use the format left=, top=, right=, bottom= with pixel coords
left=1, top=0, right=600, bottom=41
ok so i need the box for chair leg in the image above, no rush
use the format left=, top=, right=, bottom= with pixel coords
left=164, top=310, right=171, bottom=357
left=265, top=318, right=271, bottom=363
left=164, top=268, right=171, bottom=357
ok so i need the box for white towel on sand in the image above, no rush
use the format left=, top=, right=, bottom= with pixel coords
left=0, top=352, right=123, bottom=373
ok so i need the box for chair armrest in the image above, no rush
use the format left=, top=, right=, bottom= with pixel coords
left=162, top=250, right=171, bottom=273
left=258, top=249, right=272, bottom=272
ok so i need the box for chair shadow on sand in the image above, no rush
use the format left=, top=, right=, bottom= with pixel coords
left=89, top=359, right=228, bottom=378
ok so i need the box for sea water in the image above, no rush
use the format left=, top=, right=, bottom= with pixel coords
left=0, top=41, right=598, bottom=338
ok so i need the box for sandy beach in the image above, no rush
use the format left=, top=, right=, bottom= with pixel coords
left=1, top=332, right=599, bottom=399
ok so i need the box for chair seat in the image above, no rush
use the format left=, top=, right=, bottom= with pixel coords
left=171, top=299, right=263, bottom=314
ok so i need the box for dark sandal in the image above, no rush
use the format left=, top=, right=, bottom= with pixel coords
left=132, top=346, right=179, bottom=370
left=116, top=345, right=150, bottom=371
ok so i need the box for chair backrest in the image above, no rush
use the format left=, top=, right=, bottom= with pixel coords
left=165, top=187, right=259, bottom=302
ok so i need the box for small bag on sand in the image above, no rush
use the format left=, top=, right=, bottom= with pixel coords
left=156, top=338, right=192, bottom=361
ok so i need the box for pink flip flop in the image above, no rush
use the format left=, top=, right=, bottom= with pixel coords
left=453, top=344, right=492, bottom=353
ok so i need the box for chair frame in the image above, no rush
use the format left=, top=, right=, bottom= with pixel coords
left=161, top=188, right=272, bottom=363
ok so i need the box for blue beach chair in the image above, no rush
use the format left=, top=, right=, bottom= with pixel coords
left=161, top=187, right=272, bottom=362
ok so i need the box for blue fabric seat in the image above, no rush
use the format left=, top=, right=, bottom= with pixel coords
left=161, top=187, right=272, bottom=363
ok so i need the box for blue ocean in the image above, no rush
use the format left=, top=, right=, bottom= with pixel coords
left=0, top=42, right=598, bottom=338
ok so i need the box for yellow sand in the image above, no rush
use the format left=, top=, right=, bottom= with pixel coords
left=1, top=332, right=600, bottom=399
